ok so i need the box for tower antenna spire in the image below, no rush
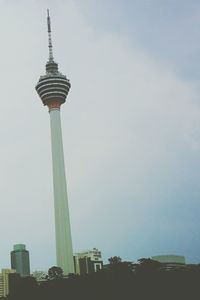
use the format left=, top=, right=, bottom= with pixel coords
left=47, top=9, right=54, bottom=61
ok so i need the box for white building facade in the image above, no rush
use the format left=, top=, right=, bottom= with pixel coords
left=74, top=248, right=103, bottom=275
left=0, top=269, right=16, bottom=297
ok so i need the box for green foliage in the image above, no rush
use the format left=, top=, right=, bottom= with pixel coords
left=48, top=266, right=63, bottom=280
left=7, top=259, right=200, bottom=300
left=108, top=256, right=134, bottom=269
left=136, top=257, right=162, bottom=272
left=108, top=256, right=122, bottom=265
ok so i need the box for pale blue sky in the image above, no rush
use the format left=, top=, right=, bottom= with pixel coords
left=77, top=0, right=200, bottom=79
left=0, top=0, right=199, bottom=272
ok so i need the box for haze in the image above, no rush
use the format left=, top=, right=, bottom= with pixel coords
left=0, top=0, right=199, bottom=271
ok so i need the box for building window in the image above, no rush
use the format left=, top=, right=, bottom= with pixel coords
left=95, top=264, right=102, bottom=272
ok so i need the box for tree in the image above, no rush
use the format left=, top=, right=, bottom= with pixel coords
left=48, top=266, right=64, bottom=280
left=137, top=258, right=162, bottom=270
left=108, top=256, right=122, bottom=265
left=108, top=256, right=134, bottom=277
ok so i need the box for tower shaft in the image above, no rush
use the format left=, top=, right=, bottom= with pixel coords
left=35, top=10, right=73, bottom=275
left=49, top=107, right=74, bottom=274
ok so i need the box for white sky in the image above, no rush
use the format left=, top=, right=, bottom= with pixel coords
left=0, top=0, right=200, bottom=272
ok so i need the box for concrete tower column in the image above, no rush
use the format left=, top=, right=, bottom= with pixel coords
left=49, top=106, right=74, bottom=274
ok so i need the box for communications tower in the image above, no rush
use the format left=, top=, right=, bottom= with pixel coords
left=35, top=10, right=74, bottom=274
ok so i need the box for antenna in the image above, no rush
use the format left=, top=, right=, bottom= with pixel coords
left=47, top=9, right=54, bottom=61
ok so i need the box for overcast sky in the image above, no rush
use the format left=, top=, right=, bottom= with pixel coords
left=0, top=0, right=200, bottom=272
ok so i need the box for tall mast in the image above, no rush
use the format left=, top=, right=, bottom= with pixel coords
left=47, top=9, right=54, bottom=62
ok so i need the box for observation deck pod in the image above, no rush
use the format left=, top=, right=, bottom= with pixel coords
left=35, top=60, right=71, bottom=106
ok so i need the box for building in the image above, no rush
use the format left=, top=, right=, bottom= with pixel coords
left=32, top=271, right=47, bottom=282
left=11, top=244, right=30, bottom=276
left=74, top=248, right=103, bottom=275
left=151, top=255, right=186, bottom=270
left=0, top=269, right=16, bottom=297
left=35, top=10, right=74, bottom=275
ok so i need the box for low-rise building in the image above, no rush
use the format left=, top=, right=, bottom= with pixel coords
left=151, top=255, right=186, bottom=270
left=32, top=270, right=47, bottom=282
left=0, top=269, right=16, bottom=297
left=74, top=248, right=103, bottom=275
